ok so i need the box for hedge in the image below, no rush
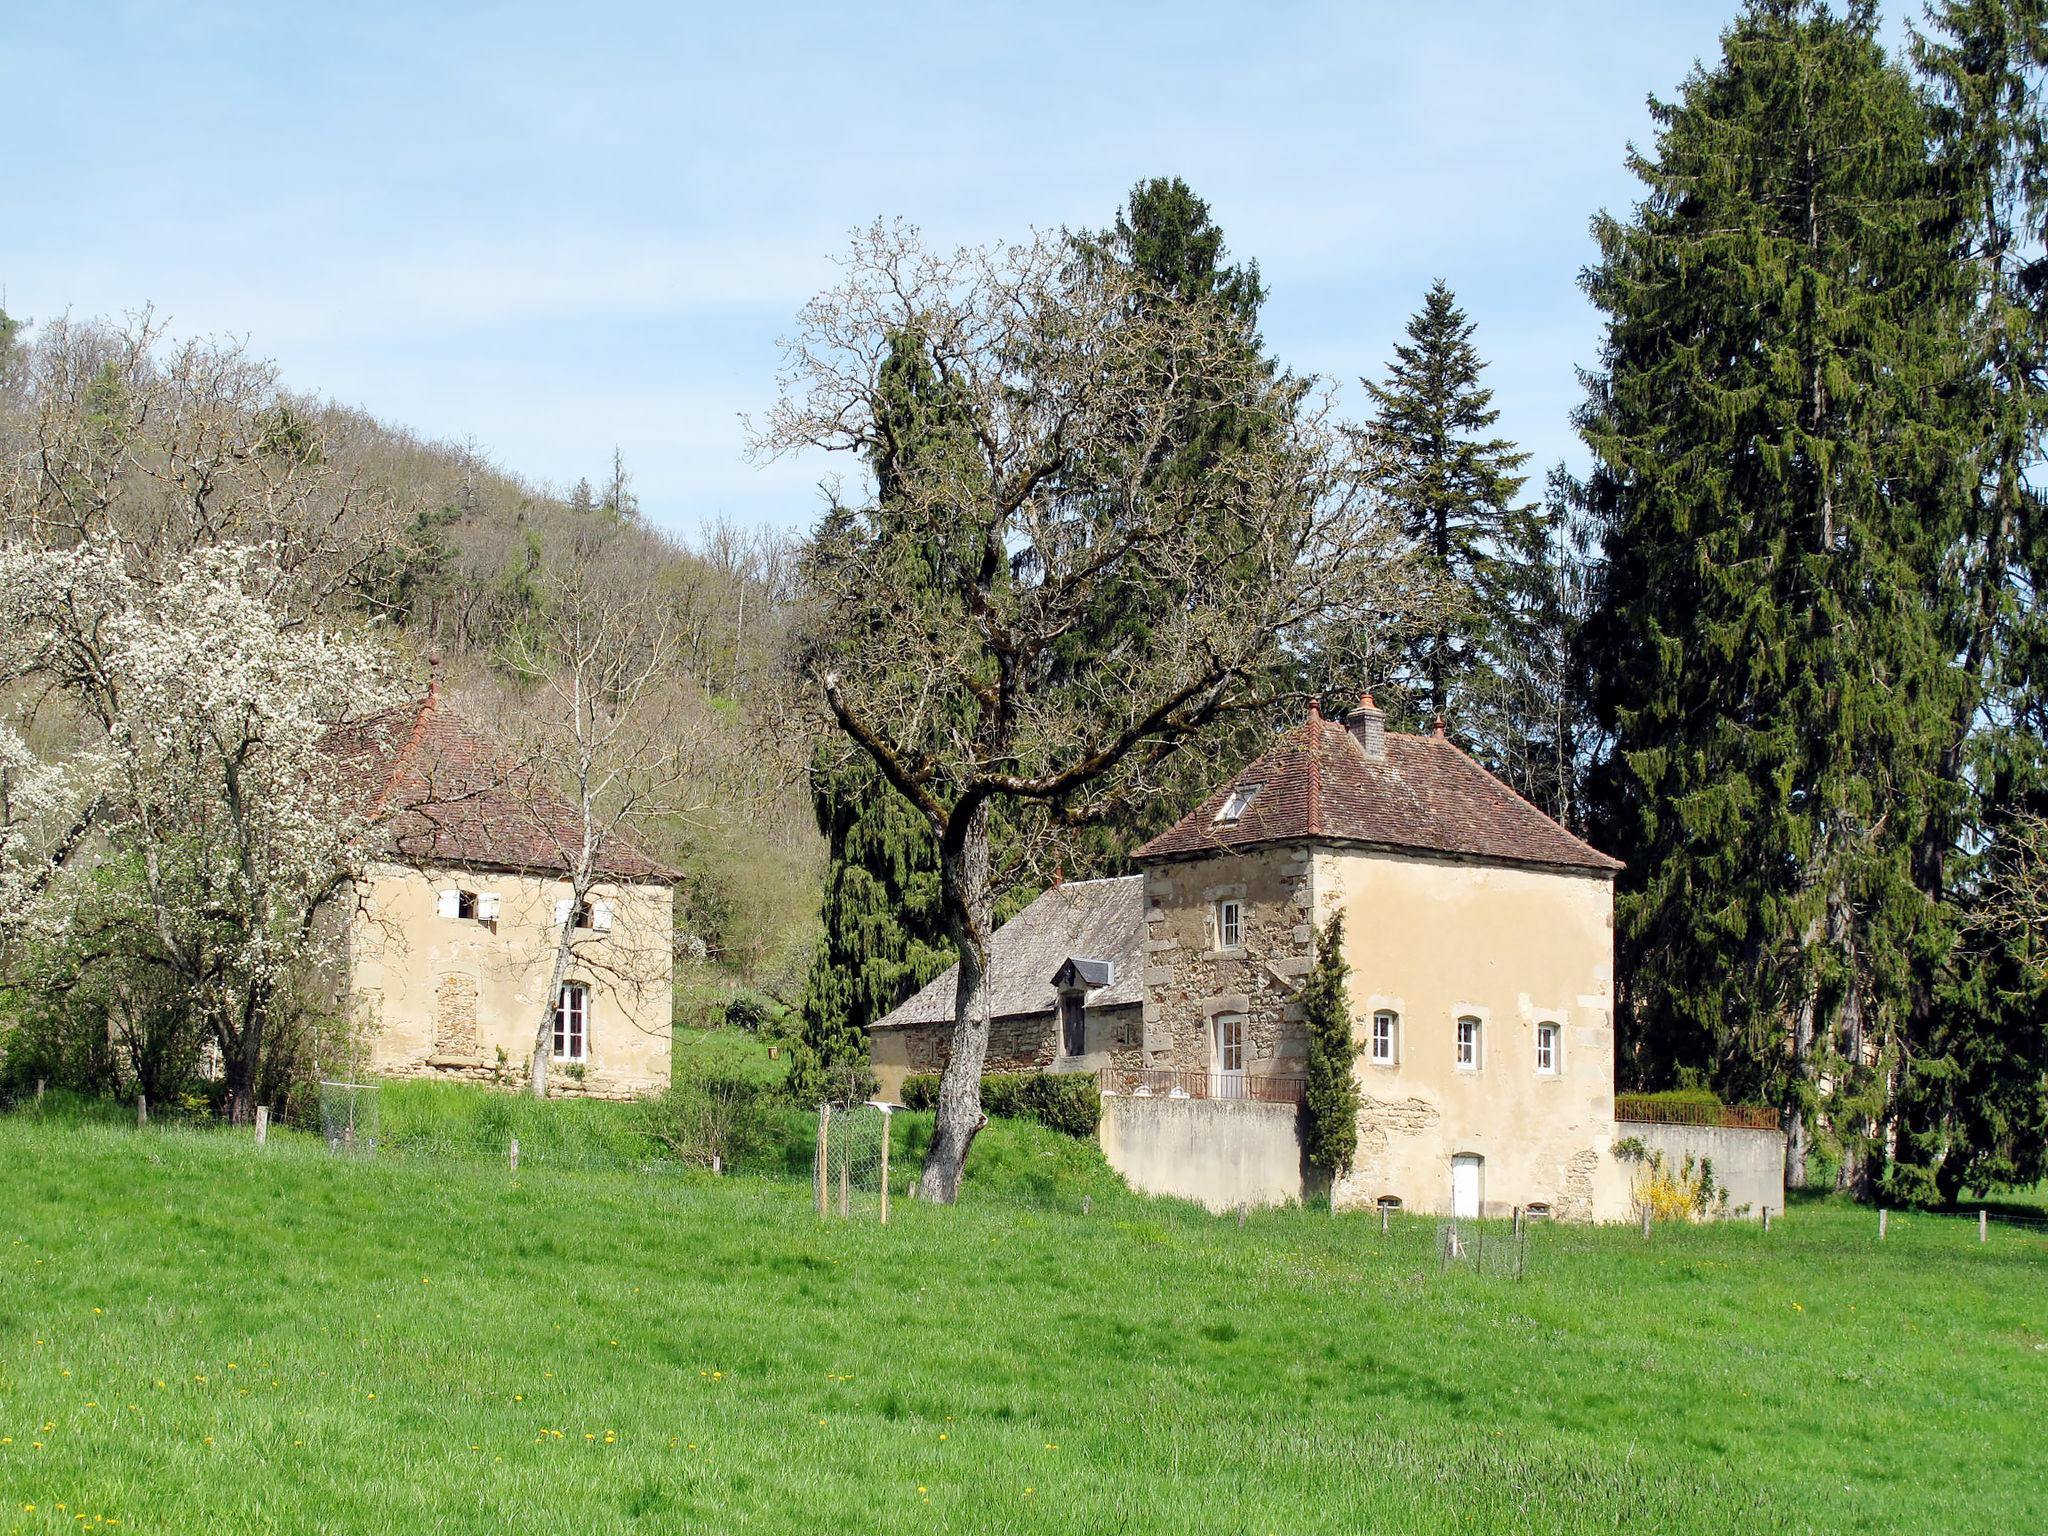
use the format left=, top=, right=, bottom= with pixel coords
left=897, top=1070, right=1100, bottom=1138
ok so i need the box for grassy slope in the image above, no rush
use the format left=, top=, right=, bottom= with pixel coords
left=0, top=1115, right=2042, bottom=1535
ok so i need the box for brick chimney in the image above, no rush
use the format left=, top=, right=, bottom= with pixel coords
left=1350, top=691, right=1385, bottom=763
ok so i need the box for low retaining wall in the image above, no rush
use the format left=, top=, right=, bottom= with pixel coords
left=1619, top=1119, right=1786, bottom=1218
left=1099, top=1095, right=1301, bottom=1212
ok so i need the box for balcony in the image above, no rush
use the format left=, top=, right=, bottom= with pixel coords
left=1100, top=1067, right=1306, bottom=1105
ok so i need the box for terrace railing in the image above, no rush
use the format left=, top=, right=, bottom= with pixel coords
left=1614, top=1095, right=1780, bottom=1131
left=1100, top=1067, right=1306, bottom=1105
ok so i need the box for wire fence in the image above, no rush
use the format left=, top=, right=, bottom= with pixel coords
left=815, top=1101, right=892, bottom=1222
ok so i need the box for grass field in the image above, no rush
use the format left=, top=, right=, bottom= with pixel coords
left=0, top=1105, right=2042, bottom=1534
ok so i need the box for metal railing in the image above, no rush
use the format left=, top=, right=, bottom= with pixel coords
left=1100, top=1067, right=1306, bottom=1105
left=1615, top=1095, right=1780, bottom=1131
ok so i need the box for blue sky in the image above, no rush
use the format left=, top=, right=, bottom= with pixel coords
left=3, top=2, right=1913, bottom=535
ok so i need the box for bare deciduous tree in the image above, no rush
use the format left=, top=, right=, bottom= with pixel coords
left=753, top=223, right=1431, bottom=1201
left=494, top=557, right=710, bottom=1098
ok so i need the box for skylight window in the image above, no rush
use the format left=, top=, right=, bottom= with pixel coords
left=1214, top=782, right=1262, bottom=826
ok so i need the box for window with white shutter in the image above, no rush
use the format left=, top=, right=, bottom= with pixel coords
left=436, top=889, right=459, bottom=920
left=592, top=900, right=614, bottom=933
left=477, top=892, right=502, bottom=923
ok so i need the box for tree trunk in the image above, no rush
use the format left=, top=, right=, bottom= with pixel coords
left=530, top=891, right=580, bottom=1100
left=919, top=802, right=993, bottom=1203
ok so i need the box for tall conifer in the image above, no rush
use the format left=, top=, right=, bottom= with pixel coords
left=1574, top=0, right=1971, bottom=1187
left=1895, top=0, right=2048, bottom=1199
left=1362, top=282, right=1539, bottom=756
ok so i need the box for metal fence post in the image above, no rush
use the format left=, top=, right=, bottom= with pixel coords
left=878, top=1109, right=890, bottom=1227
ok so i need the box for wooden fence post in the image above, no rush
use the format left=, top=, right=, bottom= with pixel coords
left=1979, top=1209, right=1987, bottom=1243
left=136, top=1094, right=147, bottom=1128
left=1081, top=1194, right=1090, bottom=1216
left=1878, top=1208, right=1888, bottom=1241
left=1640, top=1206, right=1652, bottom=1239
left=1762, top=1206, right=1771, bottom=1234
left=254, top=1106, right=269, bottom=1146
left=877, top=1110, right=890, bottom=1227
left=509, top=1137, right=519, bottom=1174
left=1380, top=1203, right=1389, bottom=1234
left=815, top=1105, right=830, bottom=1219
left=34, top=1079, right=44, bottom=1103
left=711, top=1154, right=722, bottom=1177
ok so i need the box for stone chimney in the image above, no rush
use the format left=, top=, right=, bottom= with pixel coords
left=1350, top=691, right=1385, bottom=763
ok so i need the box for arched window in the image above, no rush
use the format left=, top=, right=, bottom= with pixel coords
left=1375, top=1194, right=1403, bottom=1212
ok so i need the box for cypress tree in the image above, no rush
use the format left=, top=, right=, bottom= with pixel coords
left=1362, top=282, right=1539, bottom=753
left=1894, top=0, right=2048, bottom=1200
left=1300, top=914, right=1360, bottom=1178
left=1573, top=0, right=1972, bottom=1189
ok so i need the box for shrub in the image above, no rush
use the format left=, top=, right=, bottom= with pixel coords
left=897, top=1071, right=1100, bottom=1138
left=640, top=1070, right=776, bottom=1170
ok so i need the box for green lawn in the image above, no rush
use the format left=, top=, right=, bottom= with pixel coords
left=0, top=1109, right=2042, bottom=1534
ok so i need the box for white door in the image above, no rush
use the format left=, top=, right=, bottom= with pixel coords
left=1211, top=1013, right=1247, bottom=1099
left=1451, top=1154, right=1483, bottom=1219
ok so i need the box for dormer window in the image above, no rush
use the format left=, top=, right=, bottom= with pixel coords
left=1214, top=783, right=1261, bottom=825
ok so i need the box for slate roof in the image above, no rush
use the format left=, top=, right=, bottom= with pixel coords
left=322, top=687, right=678, bottom=884
left=871, top=875, right=1146, bottom=1030
left=1133, top=705, right=1622, bottom=874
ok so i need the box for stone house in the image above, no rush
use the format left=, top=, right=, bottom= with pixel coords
left=319, top=688, right=677, bottom=1099
left=872, top=695, right=1640, bottom=1220
left=869, top=874, right=1147, bottom=1096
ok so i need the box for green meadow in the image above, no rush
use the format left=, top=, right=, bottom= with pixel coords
left=0, top=1101, right=2041, bottom=1535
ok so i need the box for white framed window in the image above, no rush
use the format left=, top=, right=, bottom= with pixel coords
left=1214, top=782, right=1262, bottom=826
left=1455, top=1015, right=1482, bottom=1071
left=439, top=888, right=485, bottom=921
left=553, top=983, right=589, bottom=1062
left=1370, top=1010, right=1399, bottom=1066
left=1215, top=898, right=1243, bottom=951
left=1535, top=1021, right=1561, bottom=1075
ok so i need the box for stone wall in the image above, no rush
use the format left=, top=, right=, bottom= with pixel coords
left=1620, top=1120, right=1787, bottom=1219
left=1140, top=845, right=1313, bottom=1082
left=869, top=1004, right=1141, bottom=1102
left=1099, top=1094, right=1303, bottom=1212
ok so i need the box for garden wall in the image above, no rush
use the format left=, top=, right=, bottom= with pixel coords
left=1099, top=1094, right=1301, bottom=1212
left=1620, top=1118, right=1786, bottom=1218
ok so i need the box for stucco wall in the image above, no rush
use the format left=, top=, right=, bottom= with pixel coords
left=870, top=1003, right=1140, bottom=1103
left=1315, top=848, right=1631, bottom=1220
left=1140, top=844, right=1313, bottom=1084
left=342, top=861, right=674, bottom=1100
left=1100, top=1095, right=1303, bottom=1212
left=1620, top=1121, right=1787, bottom=1218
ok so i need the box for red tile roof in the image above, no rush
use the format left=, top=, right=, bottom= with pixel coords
left=323, top=688, right=678, bottom=884
left=1133, top=705, right=1622, bottom=874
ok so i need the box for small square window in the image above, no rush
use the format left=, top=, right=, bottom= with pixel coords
left=1216, top=899, right=1242, bottom=950
left=456, top=890, right=478, bottom=921
left=1371, top=1010, right=1399, bottom=1066
left=1456, top=1016, right=1482, bottom=1071
left=1535, top=1022, right=1560, bottom=1075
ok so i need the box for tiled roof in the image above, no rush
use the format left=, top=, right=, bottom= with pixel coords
left=323, top=688, right=678, bottom=884
left=1133, top=706, right=1622, bottom=873
left=871, top=875, right=1145, bottom=1030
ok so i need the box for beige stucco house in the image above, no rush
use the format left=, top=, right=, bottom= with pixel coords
left=875, top=695, right=1635, bottom=1220
left=321, top=689, right=677, bottom=1100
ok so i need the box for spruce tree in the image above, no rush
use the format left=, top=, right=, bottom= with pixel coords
left=1300, top=914, right=1360, bottom=1178
left=1362, top=281, right=1537, bottom=750
left=1894, top=0, right=2048, bottom=1200
left=1573, top=0, right=1972, bottom=1189
left=1061, top=177, right=1294, bottom=870
left=787, top=337, right=970, bottom=1103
